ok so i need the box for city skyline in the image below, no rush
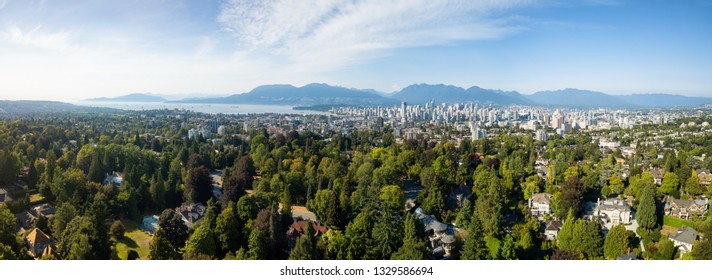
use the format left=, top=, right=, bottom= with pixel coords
left=1, top=0, right=711, bottom=101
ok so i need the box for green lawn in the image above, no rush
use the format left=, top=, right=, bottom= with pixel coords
left=663, top=216, right=696, bottom=230
left=115, top=220, right=152, bottom=260
left=29, top=193, right=45, bottom=204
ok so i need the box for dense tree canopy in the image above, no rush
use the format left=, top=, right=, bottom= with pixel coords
left=0, top=106, right=710, bottom=261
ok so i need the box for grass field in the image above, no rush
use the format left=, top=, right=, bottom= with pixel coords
left=661, top=225, right=678, bottom=237
left=29, top=193, right=45, bottom=204
left=115, top=220, right=152, bottom=260
left=663, top=216, right=696, bottom=230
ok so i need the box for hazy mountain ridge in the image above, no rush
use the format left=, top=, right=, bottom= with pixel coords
left=529, top=89, right=712, bottom=108
left=85, top=93, right=167, bottom=103
left=172, top=83, right=394, bottom=106
left=619, top=93, right=712, bottom=108
left=529, top=89, right=632, bottom=108
left=0, top=100, right=122, bottom=117
left=88, top=84, right=711, bottom=108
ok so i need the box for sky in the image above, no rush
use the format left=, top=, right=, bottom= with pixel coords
left=0, top=0, right=710, bottom=101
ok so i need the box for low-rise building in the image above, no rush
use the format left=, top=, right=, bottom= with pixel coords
left=663, top=196, right=708, bottom=220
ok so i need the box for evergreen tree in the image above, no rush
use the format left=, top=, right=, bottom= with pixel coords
left=575, top=220, right=602, bottom=259
left=421, top=184, right=445, bottom=220
left=637, top=185, right=657, bottom=230
left=391, top=214, right=428, bottom=260
left=150, top=173, right=166, bottom=211
left=476, top=185, right=504, bottom=237
left=215, top=202, right=242, bottom=257
left=367, top=209, right=404, bottom=260
left=603, top=224, right=630, bottom=260
left=183, top=224, right=217, bottom=259
left=87, top=152, right=104, bottom=183
left=557, top=209, right=577, bottom=251
left=166, top=157, right=183, bottom=208
left=27, top=158, right=38, bottom=189
left=460, top=214, right=488, bottom=260
left=289, top=223, right=318, bottom=260
left=246, top=229, right=268, bottom=260
left=454, top=199, right=472, bottom=229
left=44, top=150, right=56, bottom=184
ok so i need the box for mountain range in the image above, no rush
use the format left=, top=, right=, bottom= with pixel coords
left=85, top=84, right=712, bottom=108
left=85, top=93, right=167, bottom=103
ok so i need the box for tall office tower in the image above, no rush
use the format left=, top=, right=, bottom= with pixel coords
left=552, top=109, right=564, bottom=129
left=401, top=101, right=407, bottom=125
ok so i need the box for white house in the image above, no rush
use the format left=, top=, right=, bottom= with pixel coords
left=544, top=220, right=563, bottom=241
left=528, top=193, right=553, bottom=218
left=593, top=198, right=632, bottom=227
left=668, top=226, right=698, bottom=254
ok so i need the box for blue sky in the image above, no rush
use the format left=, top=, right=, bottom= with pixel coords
left=0, top=0, right=710, bottom=101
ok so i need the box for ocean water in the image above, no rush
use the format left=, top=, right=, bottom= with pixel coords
left=73, top=101, right=328, bottom=115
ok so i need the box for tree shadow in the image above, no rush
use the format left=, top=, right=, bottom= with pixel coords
left=119, top=236, right=139, bottom=248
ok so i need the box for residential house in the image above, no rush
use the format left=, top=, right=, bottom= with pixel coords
left=31, top=203, right=56, bottom=217
left=663, top=196, right=708, bottom=220
left=592, top=198, right=632, bottom=227
left=446, top=184, right=472, bottom=209
left=175, top=203, right=206, bottom=228
left=0, top=188, right=12, bottom=204
left=535, top=166, right=548, bottom=180
left=650, top=168, right=664, bottom=186
left=26, top=228, right=57, bottom=259
left=286, top=219, right=329, bottom=249
left=616, top=250, right=638, bottom=260
left=15, top=203, right=56, bottom=233
left=141, top=215, right=159, bottom=234
left=415, top=208, right=456, bottom=259
left=697, top=169, right=712, bottom=188
left=103, top=172, right=123, bottom=187
left=16, top=211, right=36, bottom=232
left=668, top=226, right=698, bottom=254
left=544, top=220, right=563, bottom=241
left=528, top=193, right=553, bottom=219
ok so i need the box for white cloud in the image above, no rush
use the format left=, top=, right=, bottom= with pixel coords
left=2, top=25, right=75, bottom=51
left=218, top=0, right=531, bottom=72
left=195, top=36, right=218, bottom=58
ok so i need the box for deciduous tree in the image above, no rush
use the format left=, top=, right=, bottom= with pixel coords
left=184, top=166, right=213, bottom=204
